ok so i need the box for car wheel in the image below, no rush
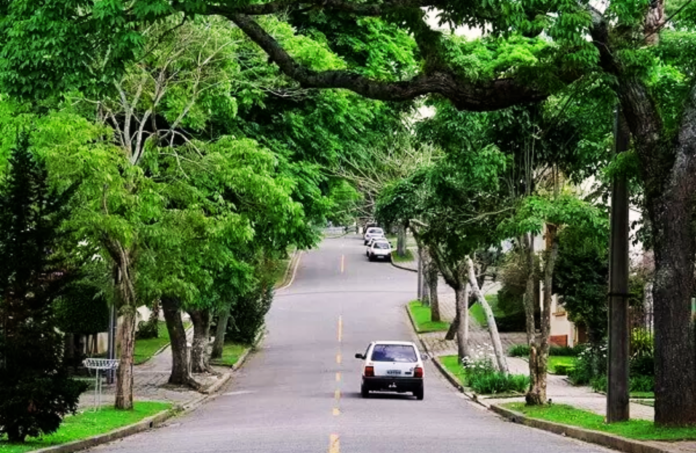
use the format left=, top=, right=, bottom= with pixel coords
left=368, top=255, right=374, bottom=262
left=361, top=384, right=370, bottom=398
left=414, top=385, right=424, bottom=400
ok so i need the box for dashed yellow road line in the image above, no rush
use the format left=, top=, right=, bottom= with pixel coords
left=336, top=352, right=342, bottom=364
left=340, top=254, right=345, bottom=273
left=329, top=434, right=340, bottom=453
left=335, top=372, right=341, bottom=382
left=337, top=316, right=343, bottom=342
left=333, top=407, right=341, bottom=416
left=334, top=389, right=341, bottom=400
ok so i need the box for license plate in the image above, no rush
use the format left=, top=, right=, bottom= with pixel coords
left=386, top=370, right=401, bottom=375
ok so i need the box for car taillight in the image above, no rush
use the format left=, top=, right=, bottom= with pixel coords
left=414, top=366, right=423, bottom=378
left=364, top=366, right=374, bottom=377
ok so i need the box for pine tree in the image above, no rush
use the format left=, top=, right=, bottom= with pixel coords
left=0, top=133, right=87, bottom=443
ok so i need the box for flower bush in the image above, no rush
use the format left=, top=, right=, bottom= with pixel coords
left=462, top=344, right=529, bottom=394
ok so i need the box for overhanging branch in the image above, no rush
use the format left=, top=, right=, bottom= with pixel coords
left=224, top=13, right=550, bottom=110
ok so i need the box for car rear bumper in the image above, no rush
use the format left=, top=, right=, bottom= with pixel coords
left=362, top=376, right=423, bottom=392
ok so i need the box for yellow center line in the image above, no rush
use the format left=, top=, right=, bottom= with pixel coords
left=332, top=407, right=341, bottom=416
left=335, top=389, right=341, bottom=400
left=340, top=254, right=345, bottom=273
left=337, top=316, right=343, bottom=342
left=336, top=352, right=342, bottom=364
left=329, top=434, right=340, bottom=453
left=335, top=372, right=341, bottom=382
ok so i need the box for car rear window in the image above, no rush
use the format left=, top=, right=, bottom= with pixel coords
left=370, top=344, right=417, bottom=362
left=367, top=228, right=383, bottom=234
left=374, top=242, right=390, bottom=249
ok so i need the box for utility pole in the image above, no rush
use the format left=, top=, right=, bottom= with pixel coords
left=607, top=108, right=630, bottom=422
left=106, top=303, right=116, bottom=384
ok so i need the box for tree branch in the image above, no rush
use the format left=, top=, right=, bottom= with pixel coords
left=226, top=13, right=549, bottom=111
left=208, top=0, right=444, bottom=17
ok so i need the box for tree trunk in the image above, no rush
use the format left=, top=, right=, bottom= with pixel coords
left=115, top=307, right=136, bottom=410
left=113, top=257, right=137, bottom=410
left=526, top=225, right=559, bottom=405
left=161, top=296, right=200, bottom=389
left=426, top=256, right=440, bottom=322
left=456, top=283, right=470, bottom=360
left=649, top=191, right=696, bottom=425
left=521, top=233, right=540, bottom=403
left=445, top=288, right=478, bottom=340
left=466, top=256, right=508, bottom=373
left=148, top=299, right=160, bottom=329
left=211, top=307, right=231, bottom=359
left=397, top=224, right=407, bottom=256
left=188, top=308, right=213, bottom=374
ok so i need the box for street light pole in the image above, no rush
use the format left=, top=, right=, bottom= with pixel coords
left=607, top=107, right=630, bottom=423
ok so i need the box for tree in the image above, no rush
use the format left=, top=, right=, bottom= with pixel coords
left=504, top=192, right=605, bottom=404
left=554, top=222, right=610, bottom=348
left=0, top=135, right=87, bottom=443
left=8, top=0, right=696, bottom=426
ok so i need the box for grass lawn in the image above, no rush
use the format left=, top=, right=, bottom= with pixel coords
left=133, top=321, right=190, bottom=365
left=391, top=249, right=414, bottom=263
left=504, top=402, right=696, bottom=441
left=630, top=391, right=654, bottom=399
left=469, top=295, right=500, bottom=327
left=408, top=301, right=450, bottom=333
left=440, top=355, right=467, bottom=386
left=211, top=342, right=249, bottom=367
left=547, top=356, right=577, bottom=375
left=0, top=402, right=172, bottom=453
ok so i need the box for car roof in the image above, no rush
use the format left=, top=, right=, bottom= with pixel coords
left=371, top=340, right=417, bottom=346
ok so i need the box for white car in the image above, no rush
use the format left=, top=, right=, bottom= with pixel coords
left=366, top=240, right=392, bottom=261
left=355, top=341, right=425, bottom=400
left=363, top=227, right=385, bottom=245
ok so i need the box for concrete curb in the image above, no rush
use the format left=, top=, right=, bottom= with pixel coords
left=30, top=408, right=177, bottom=453
left=31, top=325, right=269, bottom=453
left=404, top=304, right=672, bottom=453
left=405, top=305, right=487, bottom=407
left=275, top=251, right=298, bottom=290
left=489, top=405, right=671, bottom=453
left=390, top=260, right=417, bottom=273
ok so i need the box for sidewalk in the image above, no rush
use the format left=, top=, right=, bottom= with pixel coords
left=397, top=252, right=657, bottom=422
left=78, top=327, right=234, bottom=409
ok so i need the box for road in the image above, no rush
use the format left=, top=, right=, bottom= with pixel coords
left=92, top=235, right=609, bottom=453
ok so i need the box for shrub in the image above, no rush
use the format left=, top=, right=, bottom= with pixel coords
left=591, top=375, right=607, bottom=392
left=508, top=344, right=582, bottom=358
left=550, top=345, right=582, bottom=357
left=630, top=354, right=654, bottom=377
left=462, top=354, right=529, bottom=394
left=568, top=343, right=607, bottom=386
left=630, top=375, right=655, bottom=393
left=508, top=344, right=530, bottom=357
left=227, top=285, right=273, bottom=344
left=136, top=320, right=159, bottom=340
left=553, top=363, right=575, bottom=375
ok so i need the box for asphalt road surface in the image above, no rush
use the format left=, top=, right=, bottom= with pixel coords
left=91, top=235, right=609, bottom=453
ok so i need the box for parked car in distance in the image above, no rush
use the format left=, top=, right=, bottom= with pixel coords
left=355, top=341, right=426, bottom=400
left=363, top=227, right=385, bottom=245
left=366, top=240, right=392, bottom=261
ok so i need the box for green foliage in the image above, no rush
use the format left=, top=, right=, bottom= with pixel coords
left=442, top=354, right=529, bottom=394
left=54, top=282, right=109, bottom=336
left=508, top=344, right=581, bottom=357
left=0, top=402, right=171, bottom=453
left=210, top=342, right=248, bottom=367
left=568, top=344, right=607, bottom=386
left=0, top=136, right=86, bottom=442
left=135, top=320, right=159, bottom=340
left=553, top=220, right=609, bottom=345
